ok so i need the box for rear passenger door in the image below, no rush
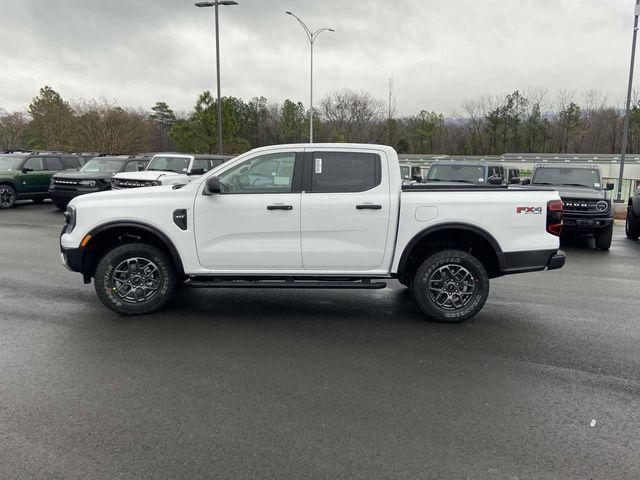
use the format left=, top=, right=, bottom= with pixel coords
left=300, top=149, right=391, bottom=271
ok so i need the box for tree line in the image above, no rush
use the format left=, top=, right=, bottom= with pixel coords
left=2, top=85, right=640, bottom=155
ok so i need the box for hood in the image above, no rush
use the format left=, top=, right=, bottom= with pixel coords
left=52, top=170, right=113, bottom=181
left=112, top=171, right=178, bottom=181
left=528, top=184, right=606, bottom=200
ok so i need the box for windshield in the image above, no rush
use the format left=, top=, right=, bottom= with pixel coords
left=79, top=159, right=125, bottom=174
left=0, top=156, right=24, bottom=171
left=427, top=165, right=486, bottom=183
left=147, top=156, right=190, bottom=174
left=532, top=168, right=602, bottom=188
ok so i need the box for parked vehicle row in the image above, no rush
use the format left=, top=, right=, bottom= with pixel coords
left=0, top=151, right=231, bottom=209
left=60, top=143, right=565, bottom=321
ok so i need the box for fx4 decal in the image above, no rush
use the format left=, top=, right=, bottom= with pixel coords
left=516, top=206, right=543, bottom=214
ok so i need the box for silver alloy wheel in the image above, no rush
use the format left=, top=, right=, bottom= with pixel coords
left=111, top=257, right=161, bottom=303
left=427, top=264, right=476, bottom=310
left=0, top=186, right=14, bottom=208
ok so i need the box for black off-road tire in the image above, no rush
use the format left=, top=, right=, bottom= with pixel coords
left=595, top=224, right=613, bottom=251
left=94, top=243, right=176, bottom=315
left=411, top=250, right=490, bottom=323
left=626, top=207, right=640, bottom=240
left=0, top=184, right=16, bottom=209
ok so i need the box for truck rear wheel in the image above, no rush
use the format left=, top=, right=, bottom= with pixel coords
left=411, top=250, right=489, bottom=323
left=595, top=224, right=613, bottom=250
left=626, top=207, right=640, bottom=240
left=94, top=243, right=176, bottom=315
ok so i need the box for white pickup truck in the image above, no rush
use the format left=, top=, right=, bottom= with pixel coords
left=60, top=144, right=565, bottom=322
left=111, top=153, right=227, bottom=189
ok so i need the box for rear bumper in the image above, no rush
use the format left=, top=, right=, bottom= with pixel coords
left=497, top=249, right=566, bottom=275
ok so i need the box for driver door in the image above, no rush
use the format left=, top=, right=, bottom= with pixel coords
left=16, top=157, right=47, bottom=194
left=194, top=150, right=303, bottom=272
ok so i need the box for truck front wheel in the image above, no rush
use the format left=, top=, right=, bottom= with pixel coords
left=595, top=224, right=613, bottom=250
left=94, top=243, right=176, bottom=315
left=0, top=185, right=16, bottom=209
left=411, top=250, right=489, bottom=323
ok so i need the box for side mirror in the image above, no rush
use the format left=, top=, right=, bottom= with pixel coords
left=189, top=168, right=205, bottom=176
left=521, top=178, right=531, bottom=185
left=606, top=182, right=615, bottom=191
left=202, top=176, right=221, bottom=195
left=488, top=175, right=503, bottom=185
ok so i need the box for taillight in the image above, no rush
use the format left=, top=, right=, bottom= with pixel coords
left=547, top=199, right=563, bottom=236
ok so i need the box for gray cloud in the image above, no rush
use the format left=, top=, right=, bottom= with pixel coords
left=0, top=0, right=635, bottom=116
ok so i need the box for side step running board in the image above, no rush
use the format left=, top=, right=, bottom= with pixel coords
left=186, top=278, right=387, bottom=290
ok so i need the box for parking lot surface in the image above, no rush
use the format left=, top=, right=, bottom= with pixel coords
left=1, top=202, right=639, bottom=480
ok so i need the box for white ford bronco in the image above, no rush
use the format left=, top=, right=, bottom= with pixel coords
left=60, top=144, right=565, bottom=322
left=111, top=153, right=227, bottom=189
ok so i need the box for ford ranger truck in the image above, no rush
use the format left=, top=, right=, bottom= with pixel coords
left=524, top=165, right=614, bottom=250
left=110, top=153, right=227, bottom=189
left=60, top=144, right=565, bottom=323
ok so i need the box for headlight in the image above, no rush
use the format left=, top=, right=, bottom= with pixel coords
left=79, top=180, right=97, bottom=187
left=64, top=205, right=76, bottom=233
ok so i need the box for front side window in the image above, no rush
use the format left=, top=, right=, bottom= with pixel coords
left=23, top=157, right=44, bottom=171
left=147, top=156, right=191, bottom=174
left=44, top=157, right=63, bottom=170
left=310, top=152, right=381, bottom=193
left=123, top=161, right=140, bottom=172
left=218, top=153, right=296, bottom=193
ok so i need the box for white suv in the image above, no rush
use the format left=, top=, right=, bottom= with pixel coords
left=111, top=153, right=227, bottom=189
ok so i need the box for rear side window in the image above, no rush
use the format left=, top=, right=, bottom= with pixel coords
left=44, top=157, right=63, bottom=170
left=61, top=157, right=80, bottom=169
left=310, top=152, right=381, bottom=193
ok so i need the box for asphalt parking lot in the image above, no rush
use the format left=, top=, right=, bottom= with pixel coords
left=1, top=202, right=639, bottom=480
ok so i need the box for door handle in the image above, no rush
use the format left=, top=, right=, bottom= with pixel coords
left=267, top=205, right=293, bottom=211
left=356, top=204, right=382, bottom=210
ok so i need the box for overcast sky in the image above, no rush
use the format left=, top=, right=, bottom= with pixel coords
left=0, top=0, right=637, bottom=116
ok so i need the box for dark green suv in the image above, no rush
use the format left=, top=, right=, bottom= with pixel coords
left=0, top=153, right=81, bottom=209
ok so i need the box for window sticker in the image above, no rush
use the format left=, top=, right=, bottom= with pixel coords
left=478, top=178, right=484, bottom=182
left=315, top=158, right=322, bottom=174
left=594, top=182, right=601, bottom=187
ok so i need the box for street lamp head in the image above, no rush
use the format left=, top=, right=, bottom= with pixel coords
left=195, top=1, right=238, bottom=6
left=285, top=11, right=293, bottom=15
left=327, top=28, right=335, bottom=32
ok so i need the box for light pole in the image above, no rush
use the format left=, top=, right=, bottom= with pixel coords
left=618, top=0, right=640, bottom=201
left=195, top=1, right=238, bottom=155
left=286, top=11, right=334, bottom=143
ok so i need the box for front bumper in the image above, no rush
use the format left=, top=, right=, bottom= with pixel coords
left=49, top=186, right=102, bottom=202
left=497, top=249, right=566, bottom=275
left=60, top=245, right=83, bottom=273
left=562, top=215, right=613, bottom=232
